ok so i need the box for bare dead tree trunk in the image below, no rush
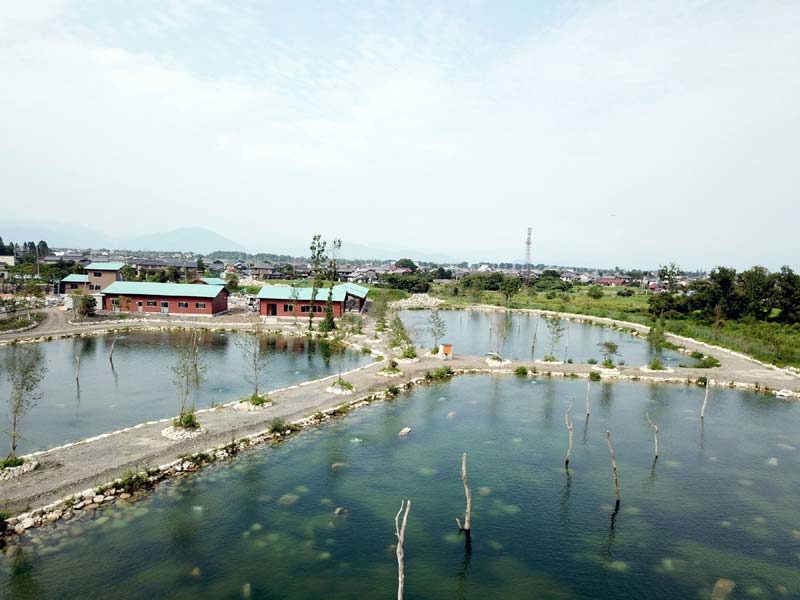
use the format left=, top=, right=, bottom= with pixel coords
left=109, top=333, right=119, bottom=365
left=75, top=352, right=81, bottom=381
left=564, top=398, right=574, bottom=469
left=606, top=431, right=621, bottom=512
left=563, top=325, right=571, bottom=362
left=585, top=379, right=591, bottom=416
left=701, top=384, right=709, bottom=420
left=646, top=412, right=659, bottom=459
left=455, top=453, right=472, bottom=533
left=395, top=499, right=412, bottom=600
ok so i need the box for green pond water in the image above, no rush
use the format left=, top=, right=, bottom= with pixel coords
left=2, top=376, right=799, bottom=599
left=399, top=309, right=685, bottom=366
left=0, top=331, right=371, bottom=454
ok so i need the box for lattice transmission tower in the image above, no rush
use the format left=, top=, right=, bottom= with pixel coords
left=524, top=227, right=533, bottom=285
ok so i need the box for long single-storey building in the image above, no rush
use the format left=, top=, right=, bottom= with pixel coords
left=102, top=282, right=229, bottom=316
left=256, top=283, right=368, bottom=318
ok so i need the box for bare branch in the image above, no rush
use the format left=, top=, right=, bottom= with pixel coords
left=394, top=499, right=412, bottom=600
left=564, top=398, right=575, bottom=468
left=456, top=453, right=472, bottom=532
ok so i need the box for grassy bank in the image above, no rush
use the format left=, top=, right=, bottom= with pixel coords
left=429, top=283, right=800, bottom=368
left=0, top=312, right=44, bottom=332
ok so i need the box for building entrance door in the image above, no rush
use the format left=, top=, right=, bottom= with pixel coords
left=160, top=301, right=169, bottom=314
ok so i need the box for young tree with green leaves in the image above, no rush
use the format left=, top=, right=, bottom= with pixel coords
left=598, top=341, right=619, bottom=366
left=546, top=315, right=565, bottom=359
left=308, top=234, right=328, bottom=331
left=171, top=330, right=205, bottom=429
left=236, top=321, right=267, bottom=403
left=427, top=310, right=447, bottom=350
left=5, top=345, right=46, bottom=462
left=120, top=264, right=137, bottom=281
left=320, top=238, right=342, bottom=333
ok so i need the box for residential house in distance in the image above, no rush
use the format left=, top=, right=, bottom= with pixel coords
left=59, top=274, right=89, bottom=294
left=598, top=275, right=630, bottom=287
left=249, top=262, right=276, bottom=280
left=101, top=282, right=229, bottom=316
left=256, top=283, right=368, bottom=319
left=85, top=262, right=125, bottom=291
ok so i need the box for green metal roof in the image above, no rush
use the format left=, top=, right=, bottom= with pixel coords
left=102, top=281, right=226, bottom=298
left=338, top=283, right=369, bottom=298
left=256, top=283, right=368, bottom=302
left=85, top=262, right=126, bottom=271
left=199, top=277, right=227, bottom=286
left=61, top=274, right=89, bottom=283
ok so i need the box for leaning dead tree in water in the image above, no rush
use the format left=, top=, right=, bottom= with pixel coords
left=606, top=431, right=621, bottom=512
left=585, top=379, right=591, bottom=416
left=74, top=352, right=81, bottom=382
left=701, top=384, right=710, bottom=420
left=564, top=399, right=575, bottom=468
left=455, top=453, right=472, bottom=534
left=646, top=412, right=659, bottom=459
left=109, top=333, right=119, bottom=366
left=395, top=499, right=412, bottom=600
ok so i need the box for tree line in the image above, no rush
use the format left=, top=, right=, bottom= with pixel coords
left=649, top=265, right=800, bottom=325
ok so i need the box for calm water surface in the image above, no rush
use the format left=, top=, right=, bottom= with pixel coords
left=0, top=331, right=371, bottom=454
left=400, top=309, right=685, bottom=365
left=2, top=376, right=798, bottom=599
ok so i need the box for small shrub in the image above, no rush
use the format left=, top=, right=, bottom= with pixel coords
left=616, top=288, right=634, bottom=297
left=269, top=418, right=287, bottom=433
left=335, top=378, right=354, bottom=391
left=649, top=357, right=665, bottom=370
left=361, top=346, right=372, bottom=354
left=589, top=371, right=601, bottom=382
left=117, top=470, right=149, bottom=493
left=566, top=358, right=573, bottom=364
left=249, top=394, right=270, bottom=406
left=425, top=366, right=454, bottom=381
left=587, top=358, right=598, bottom=365
left=697, top=376, right=708, bottom=387
left=543, top=354, right=557, bottom=362
left=514, top=365, right=528, bottom=376
left=430, top=346, right=439, bottom=354
left=695, top=356, right=721, bottom=368
left=386, top=385, right=400, bottom=398
left=173, top=409, right=200, bottom=430
left=401, top=346, right=418, bottom=359
left=602, top=359, right=615, bottom=368
left=587, top=285, right=604, bottom=299
left=690, top=351, right=705, bottom=360
left=0, top=456, right=24, bottom=470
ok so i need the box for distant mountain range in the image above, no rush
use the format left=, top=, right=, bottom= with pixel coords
left=1, top=221, right=460, bottom=263
left=1, top=222, right=246, bottom=254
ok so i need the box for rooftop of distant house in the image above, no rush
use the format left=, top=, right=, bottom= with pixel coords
left=85, top=261, right=126, bottom=271
left=256, top=283, right=369, bottom=302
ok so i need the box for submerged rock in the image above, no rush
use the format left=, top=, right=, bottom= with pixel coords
left=278, top=494, right=299, bottom=506
left=711, top=578, right=736, bottom=600
left=190, top=567, right=201, bottom=577
left=330, top=463, right=347, bottom=471
left=398, top=427, right=412, bottom=436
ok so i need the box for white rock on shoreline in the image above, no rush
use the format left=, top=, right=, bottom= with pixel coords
left=161, top=426, right=207, bottom=441
left=0, top=461, right=38, bottom=481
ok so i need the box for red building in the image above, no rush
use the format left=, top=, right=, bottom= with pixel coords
left=102, top=282, right=229, bottom=316
left=257, top=283, right=368, bottom=318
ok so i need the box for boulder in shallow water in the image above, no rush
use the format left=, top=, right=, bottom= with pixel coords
left=711, top=578, right=735, bottom=600
left=398, top=427, right=412, bottom=436
left=330, top=462, right=347, bottom=471
left=190, top=567, right=201, bottom=577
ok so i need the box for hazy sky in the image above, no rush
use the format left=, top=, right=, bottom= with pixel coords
left=2, top=1, right=798, bottom=269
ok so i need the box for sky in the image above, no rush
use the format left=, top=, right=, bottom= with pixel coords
left=1, top=0, right=799, bottom=269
